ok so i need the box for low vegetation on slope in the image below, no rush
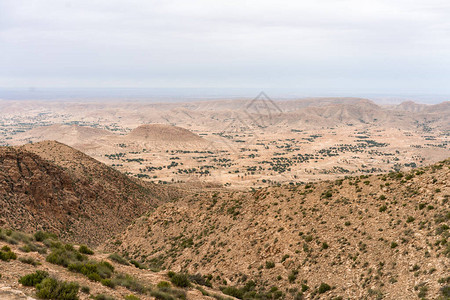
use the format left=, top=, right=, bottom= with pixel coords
left=109, top=159, right=450, bottom=299
left=0, top=228, right=234, bottom=300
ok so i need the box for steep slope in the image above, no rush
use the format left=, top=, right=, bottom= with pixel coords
left=107, top=160, right=450, bottom=299
left=0, top=141, right=174, bottom=246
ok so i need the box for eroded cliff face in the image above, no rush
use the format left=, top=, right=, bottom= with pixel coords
left=0, top=142, right=169, bottom=246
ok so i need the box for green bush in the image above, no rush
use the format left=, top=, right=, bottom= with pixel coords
left=318, top=283, right=331, bottom=294
left=34, top=231, right=57, bottom=242
left=68, top=261, right=114, bottom=282
left=81, top=286, right=90, bottom=294
left=46, top=247, right=85, bottom=267
left=79, top=245, right=94, bottom=255
left=35, top=277, right=79, bottom=300
left=170, top=273, right=190, bottom=288
left=19, top=271, right=49, bottom=286
left=108, top=253, right=129, bottom=265
left=0, top=245, right=17, bottom=261
left=265, top=261, right=275, bottom=269
left=406, top=216, right=415, bottom=223
left=101, top=278, right=116, bottom=288
left=221, top=286, right=244, bottom=298
left=124, top=295, right=141, bottom=300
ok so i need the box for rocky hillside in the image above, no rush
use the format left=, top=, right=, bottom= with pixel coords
left=0, top=141, right=175, bottom=246
left=107, top=159, right=450, bottom=299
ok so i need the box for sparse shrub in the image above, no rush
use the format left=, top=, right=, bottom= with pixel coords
left=79, top=245, right=94, bottom=255
left=318, top=283, right=331, bottom=294
left=304, top=235, right=313, bottom=242
left=288, top=270, right=298, bottom=283
left=130, top=259, right=146, bottom=269
left=147, top=255, right=165, bottom=271
left=124, top=295, right=140, bottom=300
left=441, top=285, right=450, bottom=297
left=94, top=294, right=115, bottom=300
left=220, top=286, right=244, bottom=299
left=10, top=231, right=32, bottom=243
left=189, top=273, right=212, bottom=287
left=411, top=264, right=420, bottom=272
left=81, top=286, right=90, bottom=294
left=19, top=271, right=49, bottom=286
left=157, top=281, right=171, bottom=289
left=406, top=216, right=415, bottom=223
left=19, top=242, right=47, bottom=254
left=46, top=247, right=85, bottom=267
left=417, top=285, right=428, bottom=298
left=170, top=273, right=191, bottom=288
left=379, top=205, right=387, bottom=212
left=390, top=242, right=398, bottom=249
left=112, top=274, right=146, bottom=293
left=265, top=261, right=275, bottom=269
left=150, top=290, right=175, bottom=300
left=19, top=256, right=41, bottom=266
left=68, top=260, right=114, bottom=282
left=35, top=277, right=79, bottom=300
left=34, top=231, right=57, bottom=242
left=108, top=253, right=129, bottom=265
left=0, top=245, right=17, bottom=261
left=324, top=191, right=333, bottom=198
left=101, top=278, right=115, bottom=288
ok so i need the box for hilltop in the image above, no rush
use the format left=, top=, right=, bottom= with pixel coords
left=0, top=141, right=174, bottom=246
left=127, top=124, right=204, bottom=143
left=11, top=124, right=113, bottom=149
left=107, top=159, right=450, bottom=299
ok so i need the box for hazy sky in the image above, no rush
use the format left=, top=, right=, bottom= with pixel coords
left=1, top=0, right=450, bottom=94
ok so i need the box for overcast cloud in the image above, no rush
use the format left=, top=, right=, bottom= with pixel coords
left=1, top=0, right=450, bottom=94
